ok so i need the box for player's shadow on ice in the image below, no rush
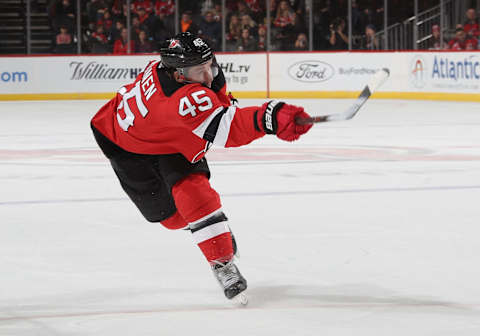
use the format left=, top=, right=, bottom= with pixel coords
left=246, top=283, right=471, bottom=312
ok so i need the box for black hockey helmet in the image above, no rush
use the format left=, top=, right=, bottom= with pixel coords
left=160, top=32, right=213, bottom=69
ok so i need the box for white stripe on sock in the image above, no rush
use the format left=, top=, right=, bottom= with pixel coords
left=192, top=222, right=230, bottom=244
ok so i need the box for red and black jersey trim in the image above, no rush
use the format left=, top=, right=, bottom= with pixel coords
left=202, top=107, right=228, bottom=142
left=157, top=67, right=185, bottom=97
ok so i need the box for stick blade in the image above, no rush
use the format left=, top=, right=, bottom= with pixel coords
left=295, top=68, right=390, bottom=125
left=327, top=86, right=371, bottom=121
left=367, top=68, right=390, bottom=93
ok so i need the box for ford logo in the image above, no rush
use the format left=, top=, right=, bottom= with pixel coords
left=288, top=61, right=335, bottom=82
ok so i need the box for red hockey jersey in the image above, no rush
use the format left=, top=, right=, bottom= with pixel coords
left=91, top=60, right=265, bottom=162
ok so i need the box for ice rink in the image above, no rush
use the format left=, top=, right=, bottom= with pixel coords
left=1, top=98, right=480, bottom=335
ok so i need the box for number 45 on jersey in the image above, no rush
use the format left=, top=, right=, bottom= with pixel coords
left=116, top=86, right=213, bottom=131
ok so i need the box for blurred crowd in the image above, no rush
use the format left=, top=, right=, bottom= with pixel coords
left=46, top=0, right=479, bottom=54
left=427, top=7, right=479, bottom=50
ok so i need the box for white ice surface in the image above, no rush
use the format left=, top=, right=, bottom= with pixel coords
left=1, top=98, right=480, bottom=335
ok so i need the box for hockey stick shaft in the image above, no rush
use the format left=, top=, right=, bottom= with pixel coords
left=295, top=68, right=390, bottom=125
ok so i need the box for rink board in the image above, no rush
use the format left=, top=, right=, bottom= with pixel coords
left=0, top=52, right=479, bottom=101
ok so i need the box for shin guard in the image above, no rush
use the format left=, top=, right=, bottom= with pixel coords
left=172, top=173, right=233, bottom=264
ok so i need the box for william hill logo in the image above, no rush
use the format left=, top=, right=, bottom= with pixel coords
left=288, top=60, right=334, bottom=83
left=69, top=61, right=142, bottom=80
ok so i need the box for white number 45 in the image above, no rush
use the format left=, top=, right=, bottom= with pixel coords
left=178, top=90, right=212, bottom=117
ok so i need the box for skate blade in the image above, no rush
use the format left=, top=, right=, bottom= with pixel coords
left=232, top=292, right=248, bottom=306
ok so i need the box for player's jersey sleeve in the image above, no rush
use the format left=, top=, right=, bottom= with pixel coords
left=177, top=84, right=264, bottom=149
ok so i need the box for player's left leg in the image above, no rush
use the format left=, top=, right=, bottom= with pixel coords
left=172, top=173, right=233, bottom=263
left=171, top=172, right=247, bottom=302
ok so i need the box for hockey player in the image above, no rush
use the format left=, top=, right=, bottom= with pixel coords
left=90, top=32, right=312, bottom=303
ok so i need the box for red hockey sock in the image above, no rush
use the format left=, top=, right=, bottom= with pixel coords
left=172, top=173, right=221, bottom=222
left=172, top=173, right=233, bottom=264
left=189, top=210, right=234, bottom=264
left=160, top=211, right=188, bottom=230
left=197, top=232, right=233, bottom=264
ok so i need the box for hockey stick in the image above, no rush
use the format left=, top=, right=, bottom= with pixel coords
left=295, top=68, right=390, bottom=125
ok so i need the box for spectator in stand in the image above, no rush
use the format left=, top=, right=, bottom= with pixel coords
left=113, top=27, right=135, bottom=54
left=273, top=0, right=296, bottom=50
left=359, top=24, right=379, bottom=50
left=131, top=16, right=148, bottom=41
left=328, top=17, right=348, bottom=50
left=54, top=25, right=73, bottom=53
left=209, top=2, right=223, bottom=22
left=236, top=1, right=252, bottom=18
left=244, top=0, right=264, bottom=23
left=241, top=14, right=257, bottom=37
left=200, top=0, right=216, bottom=15
left=351, top=0, right=364, bottom=35
left=310, top=0, right=331, bottom=50
left=448, top=27, right=478, bottom=50
left=56, top=25, right=72, bottom=45
left=293, top=32, right=308, bottom=50
left=361, top=6, right=377, bottom=32
left=87, top=0, right=108, bottom=24
left=257, top=24, right=267, bottom=50
left=288, top=0, right=306, bottom=33
left=120, top=3, right=130, bottom=21
left=136, top=6, right=151, bottom=26
left=269, top=0, right=278, bottom=14
left=53, top=0, right=75, bottom=33
left=235, top=28, right=257, bottom=51
left=135, top=30, right=154, bottom=53
left=226, top=14, right=243, bottom=50
left=289, top=0, right=306, bottom=17
left=199, top=1, right=222, bottom=22
left=428, top=24, right=448, bottom=50
left=97, top=10, right=113, bottom=35
left=155, top=0, right=174, bottom=16
left=199, top=10, right=221, bottom=50
left=275, top=1, right=295, bottom=23
left=466, top=39, right=477, bottom=50
left=111, top=0, right=124, bottom=20
left=464, top=8, right=480, bottom=38
left=149, top=11, right=174, bottom=46
left=180, top=11, right=200, bottom=34
left=132, top=0, right=153, bottom=16
left=90, top=24, right=110, bottom=53
left=110, top=20, right=125, bottom=45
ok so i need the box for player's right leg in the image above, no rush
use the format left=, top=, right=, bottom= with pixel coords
left=92, top=124, right=182, bottom=224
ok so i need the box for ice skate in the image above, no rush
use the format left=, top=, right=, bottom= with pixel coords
left=212, top=259, right=248, bottom=305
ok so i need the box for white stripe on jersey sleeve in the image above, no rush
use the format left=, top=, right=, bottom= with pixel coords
left=192, top=105, right=237, bottom=148
left=192, top=106, right=224, bottom=139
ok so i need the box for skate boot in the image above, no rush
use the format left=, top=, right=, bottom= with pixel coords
left=212, top=260, right=248, bottom=305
